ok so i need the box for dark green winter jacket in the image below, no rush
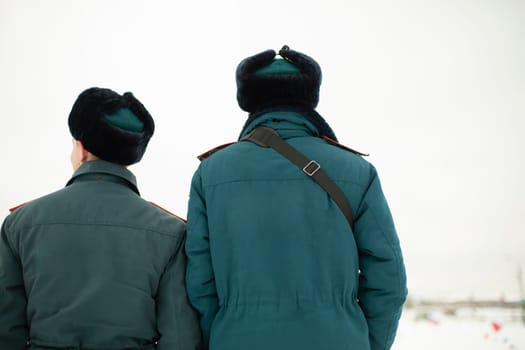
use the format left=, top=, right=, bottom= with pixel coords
left=0, top=160, right=202, bottom=350
left=186, top=111, right=407, bottom=350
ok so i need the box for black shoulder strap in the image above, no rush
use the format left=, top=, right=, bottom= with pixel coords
left=241, top=126, right=354, bottom=230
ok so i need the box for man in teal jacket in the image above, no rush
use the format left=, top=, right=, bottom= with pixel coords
left=0, top=88, right=202, bottom=349
left=185, top=46, right=407, bottom=349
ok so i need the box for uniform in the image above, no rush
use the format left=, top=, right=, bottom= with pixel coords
left=185, top=111, right=407, bottom=350
left=0, top=160, right=202, bottom=350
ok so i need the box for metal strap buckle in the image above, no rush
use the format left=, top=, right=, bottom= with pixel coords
left=303, top=160, right=321, bottom=176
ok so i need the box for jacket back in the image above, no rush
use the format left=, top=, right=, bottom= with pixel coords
left=0, top=160, right=201, bottom=350
left=186, top=112, right=407, bottom=350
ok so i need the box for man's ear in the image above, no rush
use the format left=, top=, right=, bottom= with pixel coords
left=71, top=139, right=91, bottom=171
left=79, top=143, right=90, bottom=162
left=74, top=140, right=90, bottom=162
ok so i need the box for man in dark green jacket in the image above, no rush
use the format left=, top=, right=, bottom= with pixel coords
left=185, top=46, right=407, bottom=350
left=0, top=87, right=202, bottom=349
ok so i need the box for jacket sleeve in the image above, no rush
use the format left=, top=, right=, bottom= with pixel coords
left=156, top=232, right=203, bottom=350
left=0, top=218, right=29, bottom=349
left=185, top=170, right=219, bottom=349
left=353, top=166, right=407, bottom=350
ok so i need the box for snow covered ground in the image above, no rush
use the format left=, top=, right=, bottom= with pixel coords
left=392, top=308, right=525, bottom=350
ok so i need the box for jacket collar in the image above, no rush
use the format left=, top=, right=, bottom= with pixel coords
left=66, top=160, right=140, bottom=195
left=240, top=111, right=320, bottom=139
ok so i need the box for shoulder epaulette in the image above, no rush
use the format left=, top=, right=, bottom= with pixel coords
left=197, top=142, right=237, bottom=161
left=9, top=202, right=28, bottom=213
left=149, top=201, right=187, bottom=223
left=322, top=135, right=369, bottom=157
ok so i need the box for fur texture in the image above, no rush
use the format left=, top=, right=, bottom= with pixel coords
left=68, top=87, right=154, bottom=165
left=236, top=46, right=322, bottom=113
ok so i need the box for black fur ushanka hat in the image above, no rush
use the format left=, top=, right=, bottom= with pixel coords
left=236, top=45, right=322, bottom=113
left=68, top=87, right=155, bottom=165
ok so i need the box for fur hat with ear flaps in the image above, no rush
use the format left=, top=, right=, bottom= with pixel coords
left=68, top=87, right=155, bottom=165
left=236, top=45, right=322, bottom=112
left=237, top=46, right=338, bottom=141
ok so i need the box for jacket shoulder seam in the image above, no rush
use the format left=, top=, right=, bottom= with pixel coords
left=148, top=201, right=186, bottom=223
left=197, top=142, right=237, bottom=161
left=322, top=136, right=369, bottom=156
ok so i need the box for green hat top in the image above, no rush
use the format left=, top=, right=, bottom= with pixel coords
left=102, top=107, right=144, bottom=132
left=255, top=58, right=301, bottom=75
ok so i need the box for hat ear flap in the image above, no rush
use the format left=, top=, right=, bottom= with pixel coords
left=279, top=47, right=322, bottom=86
left=123, top=92, right=155, bottom=137
left=236, top=49, right=276, bottom=78
left=236, top=50, right=278, bottom=112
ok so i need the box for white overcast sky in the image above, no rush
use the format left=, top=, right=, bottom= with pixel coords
left=1, top=0, right=524, bottom=301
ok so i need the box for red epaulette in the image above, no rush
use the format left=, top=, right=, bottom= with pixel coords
left=9, top=202, right=28, bottom=213
left=197, top=142, right=237, bottom=161
left=149, top=201, right=187, bottom=223
left=322, top=135, right=369, bottom=157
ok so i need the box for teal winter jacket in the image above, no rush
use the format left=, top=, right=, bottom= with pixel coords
left=0, top=160, right=202, bottom=350
left=185, top=111, right=407, bottom=350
